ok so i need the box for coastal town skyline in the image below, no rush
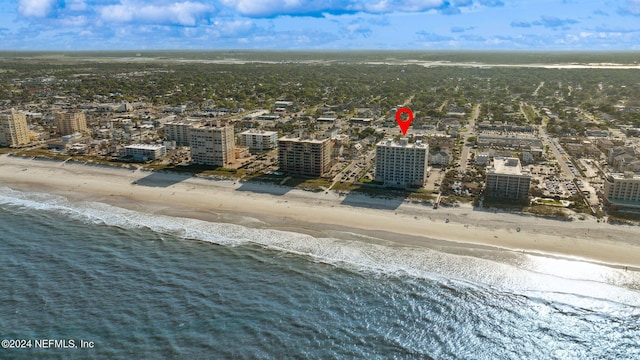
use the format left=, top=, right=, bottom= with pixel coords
left=3, top=0, right=640, bottom=50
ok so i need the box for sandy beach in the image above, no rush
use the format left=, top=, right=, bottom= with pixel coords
left=1, top=154, right=639, bottom=268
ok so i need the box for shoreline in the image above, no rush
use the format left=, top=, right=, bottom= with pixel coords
left=1, top=154, right=639, bottom=269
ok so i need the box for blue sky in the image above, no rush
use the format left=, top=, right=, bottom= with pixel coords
left=1, top=0, right=640, bottom=50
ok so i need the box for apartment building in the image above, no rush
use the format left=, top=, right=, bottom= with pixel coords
left=277, top=137, right=332, bottom=177
left=485, top=157, right=531, bottom=202
left=164, top=121, right=196, bottom=146
left=124, top=144, right=166, bottom=161
left=604, top=172, right=640, bottom=209
left=239, top=130, right=278, bottom=152
left=0, top=110, right=29, bottom=147
left=56, top=112, right=87, bottom=136
left=189, top=124, right=235, bottom=166
left=375, top=138, right=429, bottom=188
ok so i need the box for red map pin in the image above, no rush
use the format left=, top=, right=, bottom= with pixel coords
left=395, top=107, right=414, bottom=136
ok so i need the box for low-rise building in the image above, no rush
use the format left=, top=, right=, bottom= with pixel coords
left=429, top=150, right=451, bottom=166
left=476, top=152, right=491, bottom=166
left=124, top=144, right=166, bottom=161
left=478, top=135, right=542, bottom=149
left=485, top=157, right=531, bottom=202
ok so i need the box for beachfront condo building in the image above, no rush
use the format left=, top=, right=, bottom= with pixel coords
left=375, top=138, right=429, bottom=188
left=278, top=137, right=332, bottom=177
left=164, top=121, right=196, bottom=146
left=56, top=112, right=87, bottom=136
left=239, top=130, right=278, bottom=153
left=604, top=172, right=640, bottom=209
left=0, top=110, right=29, bottom=147
left=485, top=157, right=531, bottom=202
left=124, top=144, right=167, bottom=162
left=189, top=124, right=235, bottom=167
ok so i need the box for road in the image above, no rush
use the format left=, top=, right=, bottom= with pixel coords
left=457, top=104, right=480, bottom=172
left=537, top=123, right=575, bottom=179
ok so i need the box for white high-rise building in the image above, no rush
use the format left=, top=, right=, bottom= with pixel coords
left=375, top=138, right=429, bottom=188
left=485, top=157, right=531, bottom=202
left=189, top=124, right=235, bottom=166
left=0, top=110, right=29, bottom=147
left=239, top=130, right=278, bottom=152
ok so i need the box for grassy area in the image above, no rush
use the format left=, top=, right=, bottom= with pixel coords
left=332, top=181, right=358, bottom=192
left=408, top=189, right=436, bottom=202
left=283, top=177, right=332, bottom=191
left=537, top=199, right=564, bottom=206
left=440, top=194, right=472, bottom=205
left=607, top=211, right=640, bottom=225
left=524, top=205, right=571, bottom=220
left=0, top=148, right=15, bottom=154
left=147, top=163, right=251, bottom=179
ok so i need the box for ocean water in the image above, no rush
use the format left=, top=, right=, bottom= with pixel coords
left=0, top=186, right=639, bottom=359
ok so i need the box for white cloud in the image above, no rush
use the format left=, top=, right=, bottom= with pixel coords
left=210, top=19, right=256, bottom=37
left=18, top=0, right=59, bottom=17
left=220, top=0, right=456, bottom=17
left=99, top=1, right=215, bottom=26
left=362, top=0, right=445, bottom=13
left=623, top=0, right=640, bottom=15
left=66, top=0, right=87, bottom=12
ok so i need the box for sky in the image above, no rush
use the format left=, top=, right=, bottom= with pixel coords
left=1, top=0, right=640, bottom=50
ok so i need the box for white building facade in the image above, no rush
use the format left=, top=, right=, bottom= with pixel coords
left=124, top=144, right=166, bottom=161
left=375, top=138, right=429, bottom=188
left=239, top=130, right=278, bottom=152
left=604, top=172, right=640, bottom=209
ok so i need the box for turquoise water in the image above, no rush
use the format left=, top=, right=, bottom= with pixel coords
left=1, top=186, right=639, bottom=359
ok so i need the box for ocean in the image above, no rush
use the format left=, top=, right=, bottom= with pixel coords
left=1, top=186, right=639, bottom=359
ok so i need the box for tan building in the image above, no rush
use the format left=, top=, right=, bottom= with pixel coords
left=278, top=137, right=332, bottom=177
left=56, top=112, right=87, bottom=136
left=164, top=121, right=196, bottom=146
left=0, top=110, right=29, bottom=147
left=375, top=138, right=429, bottom=188
left=485, top=157, right=531, bottom=202
left=604, top=172, right=640, bottom=209
left=189, top=124, right=235, bottom=166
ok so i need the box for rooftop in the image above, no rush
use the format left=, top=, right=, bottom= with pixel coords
left=489, top=157, right=530, bottom=176
left=240, top=129, right=278, bottom=135
left=125, top=144, right=165, bottom=150
left=377, top=138, right=428, bottom=149
left=608, top=172, right=640, bottom=181
left=278, top=136, right=329, bottom=144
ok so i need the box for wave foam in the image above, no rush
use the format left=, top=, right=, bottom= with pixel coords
left=1, top=186, right=639, bottom=307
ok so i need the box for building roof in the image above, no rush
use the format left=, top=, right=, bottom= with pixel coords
left=240, top=130, right=277, bottom=136
left=376, top=138, right=428, bottom=149
left=608, top=172, right=640, bottom=181
left=489, top=157, right=530, bottom=176
left=125, top=144, right=165, bottom=150
left=278, top=136, right=329, bottom=144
